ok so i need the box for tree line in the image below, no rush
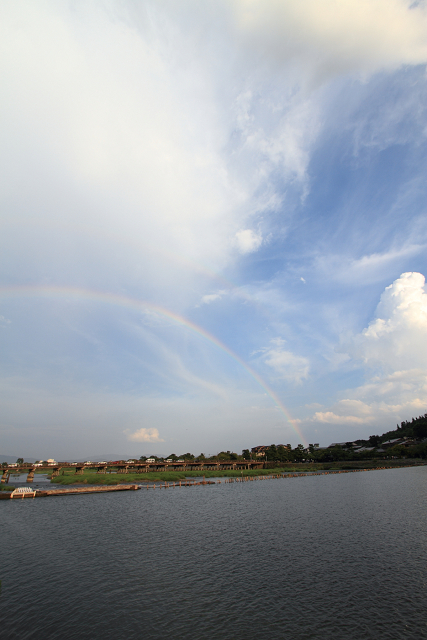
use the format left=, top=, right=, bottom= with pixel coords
left=138, top=413, right=427, bottom=463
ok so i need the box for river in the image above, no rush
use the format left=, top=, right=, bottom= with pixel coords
left=1, top=466, right=426, bottom=639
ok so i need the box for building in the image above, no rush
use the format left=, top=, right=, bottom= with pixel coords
left=251, top=446, right=268, bottom=457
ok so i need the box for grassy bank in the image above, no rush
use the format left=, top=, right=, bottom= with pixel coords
left=52, top=468, right=289, bottom=485
left=49, top=459, right=426, bottom=485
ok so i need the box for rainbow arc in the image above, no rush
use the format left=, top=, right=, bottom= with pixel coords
left=0, top=284, right=307, bottom=446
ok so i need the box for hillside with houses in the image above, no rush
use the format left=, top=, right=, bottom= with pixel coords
left=249, top=414, right=427, bottom=463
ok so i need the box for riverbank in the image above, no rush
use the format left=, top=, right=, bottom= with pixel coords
left=50, top=468, right=281, bottom=485
left=49, top=459, right=427, bottom=485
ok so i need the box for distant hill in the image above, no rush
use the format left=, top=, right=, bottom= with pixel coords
left=76, top=454, right=134, bottom=462
left=0, top=455, right=38, bottom=463
left=363, top=413, right=427, bottom=446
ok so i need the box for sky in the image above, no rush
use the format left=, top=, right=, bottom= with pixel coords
left=1, top=0, right=427, bottom=460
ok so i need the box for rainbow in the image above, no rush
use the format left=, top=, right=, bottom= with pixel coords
left=0, top=284, right=307, bottom=446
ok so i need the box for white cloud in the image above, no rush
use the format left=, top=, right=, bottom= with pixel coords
left=0, top=1, right=242, bottom=285
left=0, top=315, right=11, bottom=327
left=313, top=411, right=367, bottom=425
left=201, top=293, right=222, bottom=304
left=233, top=0, right=427, bottom=81
left=307, top=273, right=427, bottom=431
left=235, top=229, right=263, bottom=254
left=262, top=338, right=309, bottom=383
left=231, top=92, right=319, bottom=187
left=311, top=369, right=427, bottom=428
left=200, top=290, right=228, bottom=305
left=315, top=245, right=426, bottom=285
left=313, top=398, right=374, bottom=425
left=125, top=428, right=164, bottom=443
left=352, top=247, right=426, bottom=275
left=350, top=272, right=427, bottom=371
left=1, top=0, right=424, bottom=298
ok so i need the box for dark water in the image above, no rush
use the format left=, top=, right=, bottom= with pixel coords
left=1, top=467, right=426, bottom=639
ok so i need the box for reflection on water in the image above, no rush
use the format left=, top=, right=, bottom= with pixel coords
left=1, top=466, right=426, bottom=640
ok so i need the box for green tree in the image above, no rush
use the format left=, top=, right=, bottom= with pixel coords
left=387, top=444, right=406, bottom=458
left=242, top=449, right=251, bottom=460
left=413, top=417, right=427, bottom=439
left=292, top=444, right=305, bottom=462
left=16, top=458, right=24, bottom=464
left=267, top=444, right=278, bottom=460
left=277, top=445, right=290, bottom=462
left=180, top=452, right=195, bottom=460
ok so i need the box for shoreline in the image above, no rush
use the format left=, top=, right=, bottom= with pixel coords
left=2, top=464, right=426, bottom=498
left=46, top=459, right=427, bottom=486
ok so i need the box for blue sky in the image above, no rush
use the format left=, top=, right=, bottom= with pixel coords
left=1, top=0, right=426, bottom=459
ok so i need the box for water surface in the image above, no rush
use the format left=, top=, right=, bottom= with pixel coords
left=1, top=467, right=426, bottom=639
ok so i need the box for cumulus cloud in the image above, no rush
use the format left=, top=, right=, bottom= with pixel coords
left=350, top=272, right=427, bottom=372
left=307, top=273, right=427, bottom=430
left=235, top=229, right=263, bottom=254
left=125, top=428, right=164, bottom=443
left=262, top=338, right=309, bottom=383
left=313, top=398, right=375, bottom=425
left=311, top=369, right=427, bottom=428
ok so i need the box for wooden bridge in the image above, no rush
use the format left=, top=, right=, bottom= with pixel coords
left=1, top=460, right=264, bottom=483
